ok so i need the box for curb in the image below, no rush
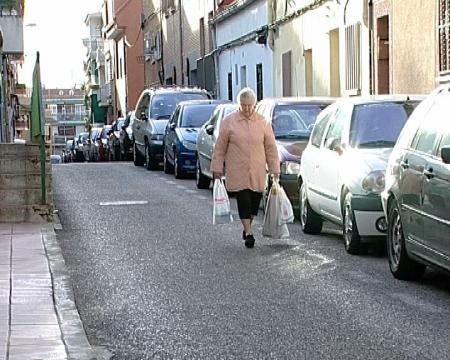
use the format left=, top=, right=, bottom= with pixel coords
left=41, top=223, right=99, bottom=360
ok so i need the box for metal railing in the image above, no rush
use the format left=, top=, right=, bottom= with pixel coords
left=99, top=83, right=112, bottom=104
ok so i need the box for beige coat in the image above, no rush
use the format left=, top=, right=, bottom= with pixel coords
left=210, top=111, right=280, bottom=192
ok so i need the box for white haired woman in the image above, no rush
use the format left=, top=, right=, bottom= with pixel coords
left=211, top=87, right=280, bottom=248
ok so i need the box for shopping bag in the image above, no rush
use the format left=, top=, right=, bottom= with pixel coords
left=262, top=182, right=289, bottom=238
left=278, top=186, right=294, bottom=225
left=212, top=179, right=233, bottom=224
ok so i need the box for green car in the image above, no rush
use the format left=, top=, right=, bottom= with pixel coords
left=382, top=85, right=450, bottom=280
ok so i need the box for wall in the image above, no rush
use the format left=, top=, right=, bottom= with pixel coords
left=272, top=0, right=339, bottom=97
left=216, top=0, right=272, bottom=99
left=390, top=0, right=436, bottom=94
left=115, top=0, right=145, bottom=111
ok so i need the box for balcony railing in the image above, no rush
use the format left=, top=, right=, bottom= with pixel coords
left=50, top=113, right=86, bottom=123
left=99, top=83, right=112, bottom=105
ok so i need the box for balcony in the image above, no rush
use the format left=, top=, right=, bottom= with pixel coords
left=0, top=0, right=24, bottom=54
left=99, top=83, right=112, bottom=106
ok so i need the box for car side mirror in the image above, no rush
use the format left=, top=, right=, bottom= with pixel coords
left=205, top=124, right=214, bottom=136
left=441, top=146, right=450, bottom=164
left=141, top=112, right=148, bottom=121
left=326, top=137, right=343, bottom=155
left=169, top=123, right=176, bottom=130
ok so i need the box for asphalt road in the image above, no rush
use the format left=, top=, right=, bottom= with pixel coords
left=53, top=162, right=450, bottom=360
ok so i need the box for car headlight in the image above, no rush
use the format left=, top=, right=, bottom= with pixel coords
left=362, top=171, right=385, bottom=193
left=150, top=134, right=163, bottom=141
left=281, top=161, right=301, bottom=175
left=182, top=140, right=197, bottom=151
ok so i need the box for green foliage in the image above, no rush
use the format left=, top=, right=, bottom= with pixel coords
left=0, top=0, right=18, bottom=9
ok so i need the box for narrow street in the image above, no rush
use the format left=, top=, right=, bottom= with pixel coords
left=52, top=163, right=450, bottom=359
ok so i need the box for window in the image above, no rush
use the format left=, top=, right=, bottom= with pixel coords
left=324, top=108, right=347, bottom=147
left=282, top=51, right=292, bottom=96
left=345, top=23, right=361, bottom=93
left=439, top=0, right=450, bottom=74
left=240, top=65, right=247, bottom=88
left=136, top=94, right=150, bottom=119
left=200, top=18, right=206, bottom=57
left=228, top=73, right=233, bottom=101
left=311, top=111, right=333, bottom=147
left=208, top=11, right=214, bottom=52
left=256, top=63, right=263, bottom=101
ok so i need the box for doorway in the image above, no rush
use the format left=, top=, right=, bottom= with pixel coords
left=377, top=15, right=390, bottom=94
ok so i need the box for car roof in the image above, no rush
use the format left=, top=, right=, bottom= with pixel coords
left=144, top=86, right=209, bottom=95
left=259, top=96, right=337, bottom=105
left=338, top=94, right=426, bottom=105
left=178, top=99, right=230, bottom=107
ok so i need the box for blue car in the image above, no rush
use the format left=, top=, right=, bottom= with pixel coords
left=163, top=99, right=229, bottom=178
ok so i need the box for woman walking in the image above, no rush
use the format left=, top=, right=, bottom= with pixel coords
left=211, top=88, right=280, bottom=248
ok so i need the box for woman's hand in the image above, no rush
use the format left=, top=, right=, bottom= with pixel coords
left=271, top=173, right=280, bottom=181
left=213, top=172, right=223, bottom=180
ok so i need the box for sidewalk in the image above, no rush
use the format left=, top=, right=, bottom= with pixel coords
left=0, top=223, right=96, bottom=360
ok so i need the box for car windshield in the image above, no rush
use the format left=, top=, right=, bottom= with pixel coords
left=150, top=92, right=209, bottom=119
left=181, top=104, right=217, bottom=128
left=117, top=120, right=125, bottom=130
left=350, top=102, right=418, bottom=148
left=272, top=104, right=328, bottom=139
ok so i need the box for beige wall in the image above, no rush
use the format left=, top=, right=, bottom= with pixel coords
left=272, top=0, right=339, bottom=97
left=162, top=0, right=214, bottom=85
left=143, top=0, right=163, bottom=87
left=390, top=0, right=436, bottom=94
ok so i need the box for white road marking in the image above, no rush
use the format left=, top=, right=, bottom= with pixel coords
left=176, top=185, right=186, bottom=189
left=99, top=201, right=148, bottom=206
left=186, top=189, right=197, bottom=194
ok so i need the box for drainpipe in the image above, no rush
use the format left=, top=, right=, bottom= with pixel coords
left=160, top=0, right=165, bottom=85
left=213, top=2, right=220, bottom=98
left=178, top=0, right=184, bottom=85
left=368, top=0, right=374, bottom=94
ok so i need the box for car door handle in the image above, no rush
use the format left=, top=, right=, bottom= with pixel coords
left=400, top=160, right=409, bottom=169
left=423, top=168, right=434, bottom=179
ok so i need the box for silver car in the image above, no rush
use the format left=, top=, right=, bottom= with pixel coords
left=196, top=103, right=237, bottom=189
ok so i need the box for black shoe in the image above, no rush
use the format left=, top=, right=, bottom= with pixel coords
left=245, top=234, right=255, bottom=248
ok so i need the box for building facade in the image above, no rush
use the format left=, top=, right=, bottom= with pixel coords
left=102, top=0, right=144, bottom=118
left=213, top=0, right=272, bottom=101
left=43, top=88, right=86, bottom=138
left=84, top=12, right=108, bottom=125
left=0, top=0, right=24, bottom=142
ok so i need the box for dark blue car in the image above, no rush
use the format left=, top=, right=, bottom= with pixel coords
left=163, top=99, right=229, bottom=178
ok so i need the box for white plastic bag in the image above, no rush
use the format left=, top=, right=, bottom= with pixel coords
left=262, top=182, right=289, bottom=238
left=278, top=186, right=294, bottom=225
left=212, top=179, right=233, bottom=224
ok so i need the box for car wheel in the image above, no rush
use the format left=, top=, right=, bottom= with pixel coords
left=174, top=152, right=185, bottom=179
left=145, top=142, right=158, bottom=170
left=343, top=193, right=363, bottom=255
left=133, top=143, right=145, bottom=166
left=196, top=158, right=210, bottom=189
left=299, top=182, right=323, bottom=234
left=163, top=150, right=173, bottom=174
left=387, top=200, right=426, bottom=280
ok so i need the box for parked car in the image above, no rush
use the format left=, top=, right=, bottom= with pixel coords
left=61, top=139, right=74, bottom=163
left=108, top=118, right=125, bottom=161
left=163, top=99, right=228, bottom=178
left=255, top=97, right=336, bottom=214
left=119, top=111, right=134, bottom=160
left=132, top=87, right=211, bottom=169
left=88, top=127, right=103, bottom=162
left=382, top=86, right=450, bottom=279
left=74, top=132, right=89, bottom=162
left=50, top=154, right=62, bottom=164
left=196, top=103, right=238, bottom=188
left=299, top=95, right=423, bottom=254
